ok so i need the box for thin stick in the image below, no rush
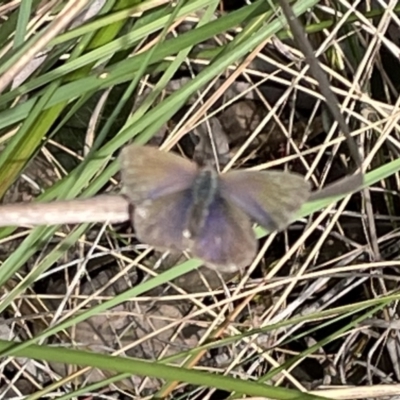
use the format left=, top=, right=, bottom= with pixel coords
left=0, top=195, right=130, bottom=227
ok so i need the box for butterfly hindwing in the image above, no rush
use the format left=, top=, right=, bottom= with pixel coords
left=133, top=190, right=193, bottom=253
left=189, top=195, right=257, bottom=272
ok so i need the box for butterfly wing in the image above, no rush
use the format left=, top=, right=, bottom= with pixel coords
left=133, top=190, right=193, bottom=252
left=120, top=144, right=198, bottom=203
left=190, top=196, right=257, bottom=272
left=134, top=189, right=257, bottom=272
left=219, top=170, right=310, bottom=231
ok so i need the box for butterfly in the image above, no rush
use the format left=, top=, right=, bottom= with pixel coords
left=120, top=145, right=310, bottom=272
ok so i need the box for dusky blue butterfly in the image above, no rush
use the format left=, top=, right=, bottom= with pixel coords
left=120, top=145, right=310, bottom=272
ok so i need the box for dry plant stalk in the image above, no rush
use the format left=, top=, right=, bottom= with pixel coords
left=0, top=195, right=130, bottom=227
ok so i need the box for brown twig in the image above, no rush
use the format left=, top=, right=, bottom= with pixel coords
left=0, top=195, right=130, bottom=227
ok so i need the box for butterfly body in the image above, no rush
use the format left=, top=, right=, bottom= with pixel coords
left=120, top=145, right=310, bottom=272
left=183, top=167, right=219, bottom=239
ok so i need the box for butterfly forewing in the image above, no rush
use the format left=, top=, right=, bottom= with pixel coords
left=219, top=170, right=310, bottom=231
left=120, top=144, right=198, bottom=203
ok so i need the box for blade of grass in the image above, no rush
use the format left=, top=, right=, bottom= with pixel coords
left=14, top=0, right=32, bottom=49
left=0, top=0, right=91, bottom=91
left=0, top=0, right=140, bottom=198
left=37, top=293, right=396, bottom=400
left=261, top=299, right=393, bottom=383
left=0, top=339, right=331, bottom=400
left=0, top=0, right=269, bottom=108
